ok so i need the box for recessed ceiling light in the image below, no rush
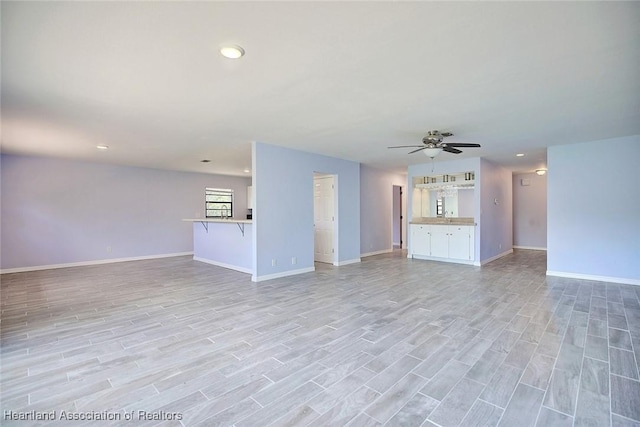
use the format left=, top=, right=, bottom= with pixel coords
left=220, top=45, right=245, bottom=59
left=201, top=159, right=211, bottom=163
left=536, top=169, right=547, bottom=175
left=96, top=145, right=109, bottom=150
left=516, top=153, right=525, bottom=157
left=243, top=169, right=250, bottom=173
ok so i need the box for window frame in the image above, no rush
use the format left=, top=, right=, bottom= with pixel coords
left=205, top=188, right=234, bottom=218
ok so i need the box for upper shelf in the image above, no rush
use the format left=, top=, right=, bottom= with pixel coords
left=415, top=179, right=475, bottom=190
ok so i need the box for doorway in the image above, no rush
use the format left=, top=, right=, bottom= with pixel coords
left=314, top=174, right=335, bottom=264
left=392, top=185, right=404, bottom=249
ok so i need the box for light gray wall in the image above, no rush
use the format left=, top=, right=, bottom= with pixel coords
left=547, top=135, right=640, bottom=283
left=1, top=154, right=251, bottom=271
left=252, top=142, right=360, bottom=280
left=479, top=159, right=513, bottom=262
left=193, top=222, right=252, bottom=273
left=513, top=172, right=547, bottom=249
left=360, top=165, right=406, bottom=254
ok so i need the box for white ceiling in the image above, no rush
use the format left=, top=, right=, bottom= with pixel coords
left=2, top=2, right=639, bottom=176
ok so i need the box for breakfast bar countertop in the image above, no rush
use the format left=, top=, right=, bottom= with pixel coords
left=410, top=217, right=475, bottom=225
left=182, top=218, right=253, bottom=224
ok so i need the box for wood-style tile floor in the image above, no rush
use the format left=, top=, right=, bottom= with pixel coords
left=2, top=250, right=640, bottom=426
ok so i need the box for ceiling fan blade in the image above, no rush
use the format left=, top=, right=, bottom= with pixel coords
left=441, top=132, right=454, bottom=137
left=443, top=146, right=462, bottom=154
left=408, top=147, right=428, bottom=154
left=387, top=145, right=425, bottom=149
left=445, top=143, right=481, bottom=148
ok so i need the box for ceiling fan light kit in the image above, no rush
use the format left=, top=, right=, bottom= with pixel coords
left=388, top=130, right=481, bottom=157
left=422, top=147, right=442, bottom=158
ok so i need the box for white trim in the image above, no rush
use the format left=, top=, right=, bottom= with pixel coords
left=0, top=252, right=194, bottom=274
left=546, top=271, right=640, bottom=286
left=513, top=246, right=547, bottom=251
left=480, top=248, right=514, bottom=265
left=361, top=249, right=393, bottom=258
left=193, top=256, right=252, bottom=274
left=411, top=254, right=476, bottom=266
left=313, top=173, right=337, bottom=265
left=390, top=183, right=406, bottom=253
left=333, top=258, right=361, bottom=266
left=252, top=266, right=315, bottom=282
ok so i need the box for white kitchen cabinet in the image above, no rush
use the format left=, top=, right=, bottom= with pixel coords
left=247, top=186, right=253, bottom=209
left=429, top=226, right=449, bottom=258
left=448, top=225, right=473, bottom=260
left=411, top=224, right=430, bottom=256
left=410, top=223, right=474, bottom=263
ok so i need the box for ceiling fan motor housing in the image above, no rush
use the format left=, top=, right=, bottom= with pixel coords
left=423, top=135, right=443, bottom=144
left=423, top=130, right=452, bottom=145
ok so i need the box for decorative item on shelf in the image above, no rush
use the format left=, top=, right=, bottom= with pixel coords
left=443, top=174, right=449, bottom=182
left=431, top=177, right=437, bottom=183
left=451, top=176, right=456, bottom=182
left=437, top=186, right=458, bottom=198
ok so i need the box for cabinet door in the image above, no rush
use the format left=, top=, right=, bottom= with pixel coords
left=448, top=226, right=471, bottom=260
left=411, top=225, right=430, bottom=256
left=430, top=225, right=449, bottom=258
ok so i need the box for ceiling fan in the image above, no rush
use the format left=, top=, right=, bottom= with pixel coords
left=388, top=130, right=481, bottom=158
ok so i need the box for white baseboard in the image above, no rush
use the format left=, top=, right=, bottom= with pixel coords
left=361, top=248, right=393, bottom=258
left=411, top=254, right=476, bottom=266
left=0, top=252, right=194, bottom=274
left=546, top=270, right=640, bottom=286
left=192, top=257, right=252, bottom=274
left=252, top=266, right=315, bottom=282
left=334, top=258, right=361, bottom=266
left=480, top=249, right=514, bottom=266
left=513, top=246, right=547, bottom=251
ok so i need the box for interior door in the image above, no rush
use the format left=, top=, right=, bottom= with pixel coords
left=314, top=175, right=334, bottom=264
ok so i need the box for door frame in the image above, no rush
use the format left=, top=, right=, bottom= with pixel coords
left=391, top=184, right=407, bottom=250
left=313, top=172, right=338, bottom=265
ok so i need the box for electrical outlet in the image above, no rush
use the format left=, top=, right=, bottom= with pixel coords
left=106, top=246, right=112, bottom=253
left=291, top=257, right=297, bottom=265
left=499, top=243, right=502, bottom=250
left=272, top=259, right=277, bottom=267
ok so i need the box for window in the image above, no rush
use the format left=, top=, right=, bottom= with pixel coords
left=436, top=198, right=444, bottom=217
left=205, top=188, right=233, bottom=218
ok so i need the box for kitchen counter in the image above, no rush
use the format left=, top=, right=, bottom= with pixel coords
left=183, top=218, right=252, bottom=274
left=410, top=217, right=475, bottom=225
left=183, top=218, right=252, bottom=224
